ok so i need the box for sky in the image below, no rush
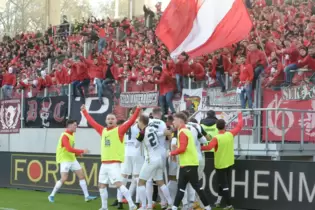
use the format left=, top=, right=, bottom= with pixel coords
left=90, top=0, right=110, bottom=17
left=89, top=0, right=170, bottom=18
left=0, top=0, right=170, bottom=17
left=0, top=0, right=6, bottom=12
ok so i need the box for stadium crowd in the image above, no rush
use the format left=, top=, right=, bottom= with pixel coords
left=1, top=0, right=315, bottom=111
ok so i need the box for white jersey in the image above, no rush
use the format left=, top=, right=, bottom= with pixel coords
left=186, top=122, right=207, bottom=161
left=139, top=126, right=164, bottom=162
left=124, top=124, right=142, bottom=156
left=148, top=118, right=167, bottom=151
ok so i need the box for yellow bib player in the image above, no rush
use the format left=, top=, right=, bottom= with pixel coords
left=81, top=104, right=141, bottom=210
left=169, top=112, right=212, bottom=210
left=48, top=119, right=96, bottom=203
left=201, top=110, right=243, bottom=210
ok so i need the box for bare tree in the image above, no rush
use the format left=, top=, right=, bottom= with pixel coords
left=98, top=0, right=115, bottom=19
left=97, top=0, right=130, bottom=20
left=0, top=0, right=46, bottom=36
left=8, top=0, right=33, bottom=32
left=0, top=1, right=18, bottom=36
left=60, top=0, right=92, bottom=22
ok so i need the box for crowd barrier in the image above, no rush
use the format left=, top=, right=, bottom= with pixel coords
left=0, top=80, right=315, bottom=144
left=0, top=151, right=315, bottom=210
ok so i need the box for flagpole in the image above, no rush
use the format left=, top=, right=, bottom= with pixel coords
left=255, top=28, right=270, bottom=66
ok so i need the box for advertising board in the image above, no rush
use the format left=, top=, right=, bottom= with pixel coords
left=263, top=88, right=315, bottom=142
left=1, top=153, right=315, bottom=210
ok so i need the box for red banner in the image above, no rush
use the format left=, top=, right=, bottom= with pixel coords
left=0, top=99, right=21, bottom=134
left=262, top=89, right=315, bottom=142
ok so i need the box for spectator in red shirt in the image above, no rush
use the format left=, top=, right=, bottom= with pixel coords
left=246, top=43, right=266, bottom=89
left=103, top=58, right=117, bottom=97
left=37, top=70, right=53, bottom=94
left=94, top=25, right=107, bottom=53
left=82, top=57, right=105, bottom=104
left=73, top=58, right=91, bottom=101
left=283, top=46, right=307, bottom=86
left=188, top=59, right=206, bottom=89
left=175, top=53, right=190, bottom=93
left=153, top=65, right=176, bottom=115
left=237, top=55, right=254, bottom=109
left=55, top=66, right=69, bottom=96
left=211, top=52, right=231, bottom=92
left=263, top=58, right=284, bottom=88
left=2, top=67, right=16, bottom=99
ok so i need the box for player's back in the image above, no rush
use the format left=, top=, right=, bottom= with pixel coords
left=148, top=118, right=167, bottom=150
left=186, top=123, right=199, bottom=142
left=187, top=122, right=202, bottom=133
left=124, top=123, right=142, bottom=156
left=143, top=126, right=164, bottom=162
left=186, top=122, right=203, bottom=160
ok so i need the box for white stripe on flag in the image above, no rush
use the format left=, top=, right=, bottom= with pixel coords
left=170, top=0, right=235, bottom=58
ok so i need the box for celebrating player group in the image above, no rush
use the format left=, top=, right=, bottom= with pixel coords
left=48, top=104, right=243, bottom=210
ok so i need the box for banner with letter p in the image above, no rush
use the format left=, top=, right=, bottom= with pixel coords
left=120, top=91, right=159, bottom=108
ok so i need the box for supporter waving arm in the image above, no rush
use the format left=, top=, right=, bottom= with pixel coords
left=80, top=104, right=104, bottom=135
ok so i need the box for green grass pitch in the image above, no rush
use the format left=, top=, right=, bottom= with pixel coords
left=0, top=188, right=226, bottom=210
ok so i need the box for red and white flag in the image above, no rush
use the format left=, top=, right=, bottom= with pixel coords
left=156, top=0, right=253, bottom=59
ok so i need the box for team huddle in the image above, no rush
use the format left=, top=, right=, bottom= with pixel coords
left=48, top=105, right=243, bottom=210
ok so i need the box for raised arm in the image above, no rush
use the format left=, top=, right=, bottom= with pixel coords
left=81, top=105, right=104, bottom=135
left=118, top=107, right=141, bottom=138
left=230, top=112, right=243, bottom=136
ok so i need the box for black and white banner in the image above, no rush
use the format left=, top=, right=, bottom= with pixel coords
left=120, top=91, right=159, bottom=108
left=24, top=96, right=68, bottom=128
left=206, top=88, right=241, bottom=107
left=70, top=96, right=113, bottom=127
left=203, top=159, right=315, bottom=210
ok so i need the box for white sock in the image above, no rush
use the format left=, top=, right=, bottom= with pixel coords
left=119, top=185, right=135, bottom=207
left=99, top=188, right=108, bottom=209
left=117, top=189, right=123, bottom=202
left=204, top=205, right=211, bottom=210
left=79, top=179, right=89, bottom=198
left=129, top=178, right=137, bottom=197
left=117, top=177, right=128, bottom=202
left=182, top=187, right=188, bottom=206
left=172, top=206, right=178, bottom=210
left=160, top=184, right=173, bottom=205
left=146, top=180, right=153, bottom=208
left=216, top=196, right=222, bottom=203
left=158, top=186, right=167, bottom=205
left=50, top=180, right=62, bottom=196
left=138, top=185, right=147, bottom=208
left=167, top=180, right=177, bottom=201
left=187, top=183, right=195, bottom=204
left=135, top=178, right=140, bottom=203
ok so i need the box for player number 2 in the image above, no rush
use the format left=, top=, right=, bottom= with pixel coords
left=148, top=133, right=157, bottom=147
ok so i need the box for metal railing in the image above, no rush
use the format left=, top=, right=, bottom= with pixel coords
left=193, top=108, right=315, bottom=150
